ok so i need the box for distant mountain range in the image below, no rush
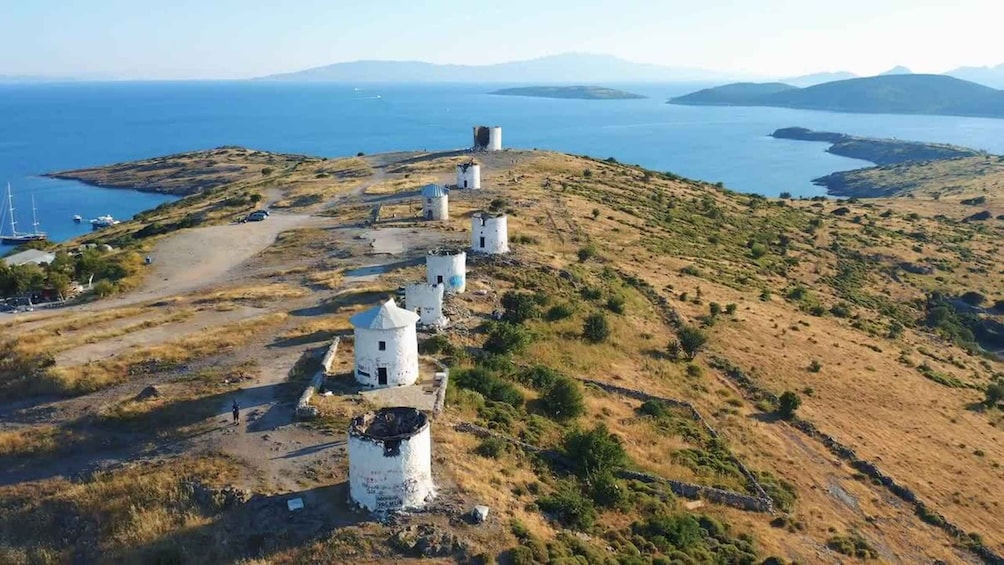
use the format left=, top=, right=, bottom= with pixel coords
left=781, top=71, right=858, bottom=87
left=7, top=55, right=1004, bottom=89
left=669, top=74, right=1004, bottom=119
left=879, top=65, right=913, bottom=76
left=257, top=53, right=755, bottom=83
left=945, top=63, right=1004, bottom=89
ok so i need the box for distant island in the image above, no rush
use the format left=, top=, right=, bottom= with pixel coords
left=489, top=86, right=645, bottom=100
left=43, top=147, right=312, bottom=196
left=669, top=74, right=1004, bottom=119
left=771, top=127, right=982, bottom=166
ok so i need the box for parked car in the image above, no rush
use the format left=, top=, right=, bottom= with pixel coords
left=245, top=211, right=268, bottom=222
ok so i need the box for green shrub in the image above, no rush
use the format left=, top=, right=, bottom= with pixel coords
left=677, top=325, right=708, bottom=360
left=541, top=377, right=585, bottom=422
left=750, top=243, right=768, bottom=259
left=805, top=304, right=825, bottom=317
left=582, top=313, right=611, bottom=343
left=985, top=381, right=1004, bottom=407
left=960, top=291, right=986, bottom=306
left=537, top=481, right=596, bottom=529
left=483, top=321, right=532, bottom=355
left=93, top=279, right=117, bottom=298
left=753, top=470, right=798, bottom=512
left=545, top=303, right=575, bottom=321
left=666, top=340, right=681, bottom=360
left=419, top=334, right=453, bottom=355
left=563, top=424, right=627, bottom=477
left=829, top=302, right=852, bottom=318
left=508, top=546, right=536, bottom=565
left=452, top=367, right=524, bottom=407
left=672, top=445, right=742, bottom=479
left=632, top=513, right=703, bottom=552
left=581, top=287, right=603, bottom=301
left=474, top=437, right=507, bottom=458
left=725, top=303, right=737, bottom=315
left=511, top=234, right=538, bottom=245
left=518, top=365, right=561, bottom=389
left=888, top=321, right=904, bottom=339
left=606, top=295, right=626, bottom=314
left=587, top=469, right=625, bottom=508
left=501, top=291, right=539, bottom=324
left=686, top=364, right=703, bottom=378
left=577, top=244, right=598, bottom=263
left=808, top=360, right=822, bottom=373
left=776, top=391, right=801, bottom=420
left=708, top=302, right=722, bottom=317
left=785, top=285, right=808, bottom=301
left=827, top=533, right=879, bottom=559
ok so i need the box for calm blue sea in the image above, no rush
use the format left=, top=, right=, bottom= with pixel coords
left=4, top=81, right=1004, bottom=243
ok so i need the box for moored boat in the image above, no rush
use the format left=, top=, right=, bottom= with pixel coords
left=1, top=183, right=47, bottom=245
left=90, top=214, right=120, bottom=229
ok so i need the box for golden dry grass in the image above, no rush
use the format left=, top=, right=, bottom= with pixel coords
left=190, top=283, right=307, bottom=305
left=0, top=454, right=245, bottom=564
left=0, top=426, right=73, bottom=458
left=44, top=312, right=286, bottom=396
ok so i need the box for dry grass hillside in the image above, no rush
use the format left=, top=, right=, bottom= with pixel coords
left=0, top=146, right=1002, bottom=564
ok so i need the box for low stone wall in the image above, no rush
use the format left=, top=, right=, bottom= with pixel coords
left=420, top=355, right=450, bottom=418
left=619, top=269, right=1003, bottom=564
left=321, top=339, right=340, bottom=376
left=295, top=338, right=340, bottom=420
left=453, top=422, right=771, bottom=514
left=580, top=378, right=773, bottom=511
left=709, top=357, right=1003, bottom=565
left=619, top=470, right=772, bottom=513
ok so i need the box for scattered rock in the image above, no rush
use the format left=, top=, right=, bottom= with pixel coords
left=390, top=524, right=464, bottom=558
left=134, top=385, right=162, bottom=401
left=470, top=505, right=489, bottom=524
left=181, top=480, right=250, bottom=511
left=899, top=262, right=933, bottom=275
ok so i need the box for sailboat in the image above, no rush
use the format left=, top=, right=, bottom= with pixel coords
left=1, top=183, right=47, bottom=245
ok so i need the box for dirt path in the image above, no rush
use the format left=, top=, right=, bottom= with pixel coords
left=138, top=213, right=330, bottom=300
left=54, top=306, right=266, bottom=366
left=214, top=371, right=342, bottom=494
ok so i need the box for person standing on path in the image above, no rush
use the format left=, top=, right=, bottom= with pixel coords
left=232, top=400, right=240, bottom=425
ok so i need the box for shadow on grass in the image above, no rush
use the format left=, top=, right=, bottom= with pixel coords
left=276, top=440, right=346, bottom=460
left=7, top=480, right=371, bottom=565
left=641, top=348, right=672, bottom=361
left=361, top=189, right=421, bottom=204
left=748, top=411, right=785, bottom=424
left=269, top=330, right=339, bottom=349
left=289, top=289, right=392, bottom=318
left=121, top=482, right=371, bottom=564
left=0, top=384, right=287, bottom=486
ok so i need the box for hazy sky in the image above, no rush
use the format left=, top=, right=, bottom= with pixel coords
left=2, top=0, right=1002, bottom=79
